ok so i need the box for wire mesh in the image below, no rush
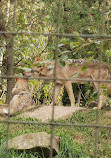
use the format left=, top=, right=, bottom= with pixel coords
left=0, top=0, right=111, bottom=158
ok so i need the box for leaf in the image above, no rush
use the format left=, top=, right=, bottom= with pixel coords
left=73, top=31, right=85, bottom=42
left=59, top=60, right=65, bottom=66
left=40, top=60, right=52, bottom=64
left=82, top=43, right=91, bottom=47
left=88, top=56, right=94, bottom=64
left=106, top=89, right=111, bottom=95
left=32, top=63, right=42, bottom=67
left=30, top=80, right=35, bottom=86
left=106, top=49, right=111, bottom=57
left=44, top=15, right=50, bottom=22
left=103, top=41, right=109, bottom=53
left=59, top=38, right=71, bottom=45
left=100, top=85, right=107, bottom=90
left=81, top=65, right=88, bottom=71
left=61, top=50, right=71, bottom=54
left=21, top=67, right=31, bottom=72
left=58, top=44, right=64, bottom=47
left=72, top=72, right=79, bottom=78
left=87, top=51, right=94, bottom=54
left=47, top=65, right=55, bottom=69
left=60, top=55, right=68, bottom=61
left=59, top=55, right=68, bottom=66
left=90, top=91, right=98, bottom=98
left=48, top=45, right=56, bottom=50
left=70, top=42, right=81, bottom=49
left=69, top=63, right=80, bottom=67
left=94, top=41, right=100, bottom=45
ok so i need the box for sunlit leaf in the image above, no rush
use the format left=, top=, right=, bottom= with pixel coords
left=59, top=55, right=68, bottom=66
left=72, top=72, right=79, bottom=78
left=100, top=85, right=107, bottom=90
left=87, top=51, right=94, bottom=54
left=90, top=91, right=98, bottom=98
left=47, top=65, right=55, bottom=69
left=21, top=67, right=31, bottom=72
left=70, top=42, right=81, bottom=49
left=61, top=50, right=71, bottom=54
left=58, top=44, right=64, bottom=47
left=59, top=38, right=71, bottom=45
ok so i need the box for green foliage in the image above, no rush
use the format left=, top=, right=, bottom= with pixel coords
left=30, top=80, right=54, bottom=105
left=55, top=134, right=89, bottom=158
left=1, top=0, right=111, bottom=107
left=62, top=84, right=91, bottom=106
left=59, top=55, right=68, bottom=66
left=81, top=65, right=88, bottom=71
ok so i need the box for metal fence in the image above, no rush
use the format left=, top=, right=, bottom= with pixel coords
left=0, top=0, right=111, bottom=158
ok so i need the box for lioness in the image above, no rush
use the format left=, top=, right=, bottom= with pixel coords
left=24, top=57, right=111, bottom=109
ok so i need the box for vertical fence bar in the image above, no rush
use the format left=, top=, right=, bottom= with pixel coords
left=94, top=1, right=106, bottom=157
left=0, top=0, right=110, bottom=158
left=50, top=0, right=61, bottom=157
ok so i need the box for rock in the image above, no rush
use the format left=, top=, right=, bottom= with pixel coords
left=20, top=105, right=85, bottom=122
left=8, top=132, right=60, bottom=157
left=105, top=111, right=111, bottom=117
left=88, top=101, right=97, bottom=108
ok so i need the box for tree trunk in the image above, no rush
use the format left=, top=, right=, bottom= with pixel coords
left=0, top=1, right=14, bottom=104
left=5, top=37, right=14, bottom=104
left=0, top=50, right=3, bottom=82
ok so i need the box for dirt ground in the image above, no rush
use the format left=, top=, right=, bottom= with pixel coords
left=20, top=105, right=85, bottom=122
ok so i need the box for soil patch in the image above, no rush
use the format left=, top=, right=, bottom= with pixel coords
left=20, top=105, right=85, bottom=122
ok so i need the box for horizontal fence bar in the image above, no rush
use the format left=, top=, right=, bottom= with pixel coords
left=1, top=75, right=111, bottom=83
left=0, top=1, right=110, bottom=158
left=0, top=120, right=111, bottom=128
left=0, top=31, right=111, bottom=39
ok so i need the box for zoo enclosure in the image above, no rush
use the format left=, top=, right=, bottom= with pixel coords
left=0, top=0, right=111, bottom=158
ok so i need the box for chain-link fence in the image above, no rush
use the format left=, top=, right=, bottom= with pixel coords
left=0, top=0, right=111, bottom=158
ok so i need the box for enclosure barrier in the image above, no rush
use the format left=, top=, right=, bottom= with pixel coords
left=0, top=0, right=111, bottom=158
